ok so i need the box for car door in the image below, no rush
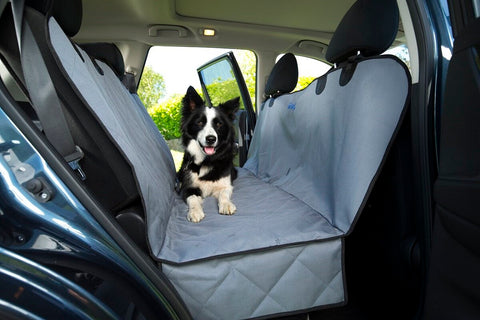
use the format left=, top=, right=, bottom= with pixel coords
left=197, top=52, right=256, bottom=166
left=424, top=0, right=480, bottom=318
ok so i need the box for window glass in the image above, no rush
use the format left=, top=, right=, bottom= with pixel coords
left=383, top=16, right=414, bottom=73
left=385, top=44, right=411, bottom=70
left=139, top=47, right=256, bottom=170
left=276, top=54, right=331, bottom=91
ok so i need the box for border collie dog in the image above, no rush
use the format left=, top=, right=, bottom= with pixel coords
left=177, top=86, right=240, bottom=222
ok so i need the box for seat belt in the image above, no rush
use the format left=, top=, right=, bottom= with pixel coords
left=10, top=0, right=86, bottom=180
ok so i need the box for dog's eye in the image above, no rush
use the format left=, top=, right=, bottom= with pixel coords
left=197, top=120, right=204, bottom=126
left=216, top=121, right=223, bottom=128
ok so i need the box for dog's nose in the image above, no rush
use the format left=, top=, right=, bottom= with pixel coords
left=206, top=135, right=216, bottom=145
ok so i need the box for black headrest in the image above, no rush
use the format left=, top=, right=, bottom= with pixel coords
left=0, top=5, right=20, bottom=66
left=80, top=42, right=125, bottom=77
left=26, top=0, right=82, bottom=37
left=325, top=0, right=399, bottom=64
left=265, top=53, right=298, bottom=98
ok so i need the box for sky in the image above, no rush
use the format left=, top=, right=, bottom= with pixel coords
left=146, top=47, right=232, bottom=99
left=145, top=46, right=331, bottom=99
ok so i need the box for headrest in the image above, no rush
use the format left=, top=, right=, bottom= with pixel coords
left=325, top=0, right=399, bottom=64
left=80, top=42, right=125, bottom=77
left=265, top=53, right=298, bottom=98
left=0, top=5, right=20, bottom=61
left=26, top=0, right=82, bottom=37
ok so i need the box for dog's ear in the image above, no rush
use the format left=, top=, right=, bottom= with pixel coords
left=218, top=97, right=240, bottom=120
left=182, top=86, right=204, bottom=114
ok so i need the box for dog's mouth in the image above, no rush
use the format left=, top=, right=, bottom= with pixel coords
left=198, top=141, right=216, bottom=155
left=198, top=137, right=217, bottom=156
left=203, top=146, right=216, bottom=155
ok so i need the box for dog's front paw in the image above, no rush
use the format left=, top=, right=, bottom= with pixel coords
left=188, top=207, right=205, bottom=223
left=186, top=195, right=205, bottom=223
left=219, top=201, right=236, bottom=215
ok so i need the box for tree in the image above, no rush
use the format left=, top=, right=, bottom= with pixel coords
left=138, top=66, right=166, bottom=110
left=206, top=79, right=240, bottom=107
left=148, top=94, right=182, bottom=140
left=235, top=50, right=256, bottom=108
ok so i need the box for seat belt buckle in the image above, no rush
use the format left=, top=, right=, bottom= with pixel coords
left=65, top=146, right=86, bottom=181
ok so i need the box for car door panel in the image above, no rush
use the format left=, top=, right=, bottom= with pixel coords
left=197, top=52, right=255, bottom=166
left=424, top=2, right=480, bottom=318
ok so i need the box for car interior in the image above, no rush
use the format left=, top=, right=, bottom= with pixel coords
left=0, top=0, right=478, bottom=319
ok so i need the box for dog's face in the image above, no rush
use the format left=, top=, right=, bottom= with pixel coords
left=181, top=86, right=239, bottom=161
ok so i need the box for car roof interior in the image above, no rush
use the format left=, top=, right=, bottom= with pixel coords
left=76, top=0, right=408, bottom=89
left=78, top=0, right=355, bottom=46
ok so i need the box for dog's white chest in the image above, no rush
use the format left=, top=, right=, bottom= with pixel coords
left=190, top=167, right=232, bottom=198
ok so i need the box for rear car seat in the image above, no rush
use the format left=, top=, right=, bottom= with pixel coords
left=155, top=0, right=409, bottom=317
left=79, top=41, right=150, bottom=251
left=0, top=2, right=141, bottom=217
left=79, top=42, right=138, bottom=95
left=7, top=0, right=410, bottom=318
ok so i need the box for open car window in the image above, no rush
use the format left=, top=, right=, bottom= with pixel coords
left=196, top=51, right=256, bottom=166
left=138, top=47, right=256, bottom=168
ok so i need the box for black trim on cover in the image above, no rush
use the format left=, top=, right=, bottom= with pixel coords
left=315, top=75, right=327, bottom=95
left=345, top=54, right=411, bottom=236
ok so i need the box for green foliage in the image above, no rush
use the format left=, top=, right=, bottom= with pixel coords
left=201, top=50, right=256, bottom=110
left=206, top=79, right=244, bottom=108
left=142, top=50, right=258, bottom=140
left=148, top=94, right=182, bottom=140
left=235, top=50, right=256, bottom=109
left=295, top=76, right=317, bottom=91
left=138, top=66, right=166, bottom=109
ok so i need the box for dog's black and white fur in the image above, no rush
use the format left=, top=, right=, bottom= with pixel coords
left=177, top=86, right=239, bottom=222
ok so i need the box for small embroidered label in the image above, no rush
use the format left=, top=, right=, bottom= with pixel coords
left=287, top=103, right=296, bottom=110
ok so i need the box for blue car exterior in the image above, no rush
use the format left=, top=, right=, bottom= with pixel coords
left=0, top=247, right=116, bottom=319
left=0, top=107, right=180, bottom=319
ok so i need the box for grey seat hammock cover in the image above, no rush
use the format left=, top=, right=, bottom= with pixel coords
left=160, top=56, right=410, bottom=263
left=44, top=2, right=409, bottom=320
left=161, top=57, right=409, bottom=319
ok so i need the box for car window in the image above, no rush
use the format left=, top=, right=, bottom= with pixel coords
left=140, top=47, right=255, bottom=107
left=139, top=47, right=256, bottom=169
left=276, top=54, right=331, bottom=91
left=385, top=43, right=411, bottom=71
